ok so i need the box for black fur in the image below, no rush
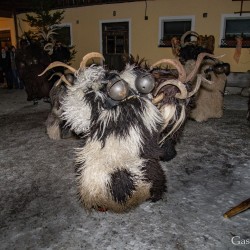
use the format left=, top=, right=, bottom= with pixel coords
left=85, top=92, right=158, bottom=147
left=159, top=138, right=177, bottom=162
left=142, top=159, right=167, bottom=202
left=75, top=161, right=84, bottom=177
left=140, top=129, right=164, bottom=160
left=109, top=169, right=136, bottom=204
left=179, top=45, right=211, bottom=63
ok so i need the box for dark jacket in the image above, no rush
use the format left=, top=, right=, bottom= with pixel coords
left=0, top=50, right=11, bottom=72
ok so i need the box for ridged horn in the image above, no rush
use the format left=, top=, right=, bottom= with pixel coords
left=153, top=79, right=188, bottom=102
left=80, top=52, right=105, bottom=69
left=38, top=61, right=77, bottom=77
left=47, top=72, right=73, bottom=86
left=55, top=75, right=72, bottom=86
left=186, top=53, right=225, bottom=83
left=180, top=31, right=199, bottom=47
left=186, top=74, right=202, bottom=98
left=152, top=93, right=164, bottom=105
left=48, top=72, right=62, bottom=81
left=150, top=59, right=186, bottom=83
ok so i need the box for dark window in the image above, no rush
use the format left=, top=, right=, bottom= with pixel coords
left=163, top=21, right=191, bottom=40
left=0, top=30, right=11, bottom=48
left=225, top=18, right=250, bottom=39
left=221, top=18, right=250, bottom=48
left=53, top=25, right=72, bottom=46
left=160, top=20, right=192, bottom=47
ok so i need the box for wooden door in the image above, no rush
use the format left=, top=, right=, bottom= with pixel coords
left=102, top=22, right=129, bottom=71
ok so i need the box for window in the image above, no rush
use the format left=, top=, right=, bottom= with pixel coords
left=0, top=30, right=11, bottom=47
left=159, top=16, right=195, bottom=47
left=220, top=14, right=250, bottom=48
left=52, top=23, right=73, bottom=47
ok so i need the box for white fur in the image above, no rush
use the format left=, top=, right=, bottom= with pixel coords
left=47, top=122, right=61, bottom=140
left=61, top=66, right=106, bottom=134
left=76, top=129, right=152, bottom=211
left=120, top=64, right=137, bottom=90
left=159, top=103, right=186, bottom=145
left=189, top=60, right=227, bottom=122
left=61, top=89, right=92, bottom=134
left=160, top=104, right=177, bottom=132
left=141, top=99, right=163, bottom=134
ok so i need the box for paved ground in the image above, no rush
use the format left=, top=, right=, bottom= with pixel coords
left=0, top=88, right=249, bottom=250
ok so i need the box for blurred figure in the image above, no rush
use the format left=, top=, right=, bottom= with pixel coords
left=10, top=46, right=23, bottom=89
left=0, top=46, right=12, bottom=89
left=0, top=61, right=4, bottom=84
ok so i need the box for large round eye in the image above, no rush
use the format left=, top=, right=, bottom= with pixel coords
left=222, top=63, right=230, bottom=76
left=135, top=73, right=155, bottom=94
left=213, top=64, right=225, bottom=74
left=65, top=73, right=74, bottom=84
left=107, top=76, right=129, bottom=101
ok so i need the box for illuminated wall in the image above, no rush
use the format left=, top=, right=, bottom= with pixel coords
left=0, top=17, right=17, bottom=47
left=13, top=0, right=250, bottom=71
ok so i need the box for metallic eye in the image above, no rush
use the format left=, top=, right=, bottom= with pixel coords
left=135, top=73, right=155, bottom=94
left=213, top=64, right=225, bottom=74
left=222, top=63, right=230, bottom=76
left=107, top=76, right=129, bottom=101
left=65, top=73, right=74, bottom=84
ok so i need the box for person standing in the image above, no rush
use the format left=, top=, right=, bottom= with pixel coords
left=0, top=61, right=4, bottom=84
left=0, top=46, right=12, bottom=89
left=10, top=46, right=23, bottom=89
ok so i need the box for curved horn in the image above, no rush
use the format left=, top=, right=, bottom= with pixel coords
left=44, top=43, right=53, bottom=50
left=180, top=31, right=199, bottom=47
left=186, top=53, right=225, bottom=83
left=186, top=74, right=214, bottom=99
left=150, top=59, right=186, bottom=83
left=80, top=52, right=105, bottom=69
left=153, top=79, right=188, bottom=101
left=48, top=72, right=63, bottom=81
left=55, top=75, right=72, bottom=86
left=186, top=74, right=202, bottom=98
left=38, top=61, right=77, bottom=77
left=43, top=43, right=54, bottom=55
left=152, top=93, right=164, bottom=105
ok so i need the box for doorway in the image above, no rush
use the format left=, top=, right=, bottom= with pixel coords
left=101, top=21, right=129, bottom=71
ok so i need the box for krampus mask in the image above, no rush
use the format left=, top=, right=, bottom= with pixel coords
left=40, top=53, right=167, bottom=213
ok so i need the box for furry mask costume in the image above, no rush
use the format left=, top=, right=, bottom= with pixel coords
left=41, top=53, right=167, bottom=212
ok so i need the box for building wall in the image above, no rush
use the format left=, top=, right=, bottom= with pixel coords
left=0, top=17, right=17, bottom=47
left=10, top=0, right=250, bottom=71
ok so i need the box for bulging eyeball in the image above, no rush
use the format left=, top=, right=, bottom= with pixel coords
left=213, top=64, right=225, bottom=74
left=135, top=73, right=155, bottom=94
left=65, top=73, right=74, bottom=84
left=107, top=76, right=129, bottom=101
left=222, top=63, right=230, bottom=76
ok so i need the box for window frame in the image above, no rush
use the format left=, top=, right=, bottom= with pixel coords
left=219, top=13, right=250, bottom=48
left=158, top=15, right=195, bottom=47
